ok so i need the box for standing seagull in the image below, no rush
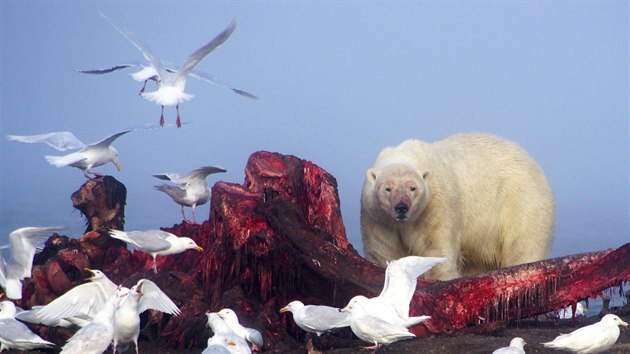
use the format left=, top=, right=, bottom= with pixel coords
left=279, top=301, right=350, bottom=337
left=0, top=226, right=64, bottom=299
left=340, top=299, right=415, bottom=352
left=100, top=13, right=257, bottom=127
left=0, top=301, right=55, bottom=352
left=345, top=256, right=446, bottom=328
left=7, top=130, right=131, bottom=177
left=108, top=229, right=203, bottom=273
left=113, top=279, right=181, bottom=354
left=542, top=314, right=628, bottom=353
left=153, top=166, right=226, bottom=224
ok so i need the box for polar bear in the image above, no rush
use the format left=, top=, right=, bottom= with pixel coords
left=360, top=132, right=554, bottom=280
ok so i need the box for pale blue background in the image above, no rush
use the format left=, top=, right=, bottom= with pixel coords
left=1, top=2, right=628, bottom=259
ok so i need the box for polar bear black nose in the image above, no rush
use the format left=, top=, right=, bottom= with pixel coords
left=395, top=202, right=409, bottom=216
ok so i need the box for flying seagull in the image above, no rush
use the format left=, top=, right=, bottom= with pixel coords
left=7, top=130, right=131, bottom=178
left=98, top=13, right=257, bottom=127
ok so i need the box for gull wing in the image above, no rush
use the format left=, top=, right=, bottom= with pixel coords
left=302, top=305, right=350, bottom=332
left=36, top=282, right=109, bottom=323
left=0, top=249, right=5, bottom=288
left=0, top=318, right=53, bottom=348
left=90, top=130, right=132, bottom=148
left=177, top=19, right=237, bottom=81
left=152, top=172, right=184, bottom=183
left=100, top=12, right=165, bottom=76
left=75, top=64, right=136, bottom=75
left=136, top=279, right=181, bottom=315
left=189, top=70, right=258, bottom=99
left=379, top=256, right=446, bottom=318
left=113, top=230, right=172, bottom=253
left=7, top=227, right=65, bottom=280
left=183, top=166, right=227, bottom=182
left=7, top=132, right=86, bottom=151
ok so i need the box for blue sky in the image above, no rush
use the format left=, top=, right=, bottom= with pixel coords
left=1, top=2, right=628, bottom=258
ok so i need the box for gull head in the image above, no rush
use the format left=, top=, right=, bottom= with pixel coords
left=180, top=237, right=203, bottom=252
left=85, top=268, right=105, bottom=281
left=340, top=295, right=369, bottom=314
left=602, top=314, right=629, bottom=327
left=217, top=308, right=237, bottom=323
left=280, top=300, right=304, bottom=314
left=0, top=300, right=17, bottom=319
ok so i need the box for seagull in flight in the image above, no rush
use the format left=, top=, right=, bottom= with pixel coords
left=7, top=130, right=131, bottom=178
left=153, top=166, right=226, bottom=224
left=99, top=13, right=257, bottom=128
left=0, top=226, right=65, bottom=299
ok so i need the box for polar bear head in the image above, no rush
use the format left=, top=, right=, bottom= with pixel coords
left=367, top=162, right=430, bottom=222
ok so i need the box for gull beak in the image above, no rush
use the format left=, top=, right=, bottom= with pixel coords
left=194, top=246, right=204, bottom=252
left=113, top=158, right=122, bottom=171
left=227, top=341, right=237, bottom=347
left=279, top=307, right=288, bottom=314
left=84, top=268, right=96, bottom=280
left=621, top=319, right=629, bottom=327
left=339, top=306, right=348, bottom=313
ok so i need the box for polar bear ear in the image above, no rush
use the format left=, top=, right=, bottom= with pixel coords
left=367, top=168, right=379, bottom=182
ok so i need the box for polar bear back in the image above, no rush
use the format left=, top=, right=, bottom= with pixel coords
left=362, top=132, right=555, bottom=279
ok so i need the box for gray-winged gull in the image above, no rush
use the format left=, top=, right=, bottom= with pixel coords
left=153, top=165, right=226, bottom=224
left=7, top=130, right=131, bottom=177
left=279, top=300, right=350, bottom=336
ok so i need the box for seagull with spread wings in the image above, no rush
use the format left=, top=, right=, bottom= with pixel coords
left=7, top=130, right=131, bottom=178
left=98, top=14, right=257, bottom=127
left=153, top=166, right=226, bottom=224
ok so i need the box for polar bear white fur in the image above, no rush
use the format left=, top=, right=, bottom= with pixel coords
left=360, top=132, right=554, bottom=280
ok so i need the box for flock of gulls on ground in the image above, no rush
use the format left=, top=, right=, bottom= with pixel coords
left=2, top=12, right=628, bottom=354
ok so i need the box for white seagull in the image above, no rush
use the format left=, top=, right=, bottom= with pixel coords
left=205, top=312, right=251, bottom=354
left=349, top=256, right=446, bottom=328
left=153, top=166, right=226, bottom=224
left=279, top=300, right=350, bottom=337
left=542, top=314, right=628, bottom=353
left=100, top=13, right=257, bottom=128
left=0, top=300, right=55, bottom=352
left=217, top=308, right=264, bottom=350
left=60, top=286, right=130, bottom=354
left=492, top=337, right=527, bottom=354
left=113, top=279, right=181, bottom=354
left=340, top=298, right=415, bottom=351
left=0, top=226, right=64, bottom=299
left=78, top=63, right=257, bottom=102
left=7, top=130, right=131, bottom=177
left=108, top=229, right=203, bottom=273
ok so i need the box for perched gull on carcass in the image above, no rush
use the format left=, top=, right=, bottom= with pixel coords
left=17, top=269, right=118, bottom=327
left=0, top=300, right=55, bottom=352
left=7, top=130, right=131, bottom=177
left=205, top=312, right=251, bottom=354
left=492, top=337, right=526, bottom=354
left=542, top=314, right=628, bottom=353
left=60, top=286, right=130, bottom=354
left=99, top=13, right=257, bottom=127
left=279, top=301, right=350, bottom=337
left=217, top=308, right=264, bottom=350
left=349, top=256, right=446, bottom=328
left=113, top=279, right=181, bottom=354
left=0, top=226, right=64, bottom=299
left=108, top=229, right=203, bottom=273
left=153, top=165, right=226, bottom=224
left=340, top=297, right=415, bottom=351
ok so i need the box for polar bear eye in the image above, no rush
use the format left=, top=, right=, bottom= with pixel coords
left=410, top=186, right=417, bottom=192
left=384, top=187, right=391, bottom=193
